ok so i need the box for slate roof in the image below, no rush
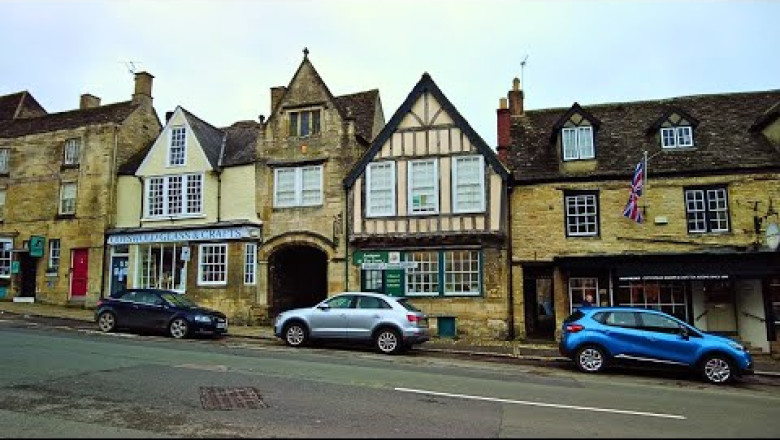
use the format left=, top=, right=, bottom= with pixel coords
left=344, top=72, right=508, bottom=189
left=335, top=89, right=380, bottom=143
left=0, top=91, right=46, bottom=121
left=509, top=90, right=780, bottom=183
left=181, top=108, right=224, bottom=169
left=0, top=100, right=138, bottom=138
left=221, top=120, right=260, bottom=166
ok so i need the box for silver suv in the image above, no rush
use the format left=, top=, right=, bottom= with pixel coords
left=273, top=292, right=431, bottom=354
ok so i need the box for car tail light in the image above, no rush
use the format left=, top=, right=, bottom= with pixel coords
left=407, top=314, right=423, bottom=325
left=565, top=323, right=584, bottom=333
left=96, top=299, right=104, bottom=308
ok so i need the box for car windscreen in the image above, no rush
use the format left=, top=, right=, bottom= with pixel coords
left=161, top=293, right=198, bottom=308
left=563, top=309, right=585, bottom=324
left=397, top=298, right=422, bottom=313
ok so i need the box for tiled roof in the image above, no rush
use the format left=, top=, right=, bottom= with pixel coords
left=335, top=90, right=380, bottom=143
left=221, top=120, right=260, bottom=166
left=181, top=108, right=224, bottom=169
left=0, top=100, right=137, bottom=138
left=0, top=91, right=47, bottom=121
left=509, top=90, right=780, bottom=183
left=118, top=139, right=155, bottom=175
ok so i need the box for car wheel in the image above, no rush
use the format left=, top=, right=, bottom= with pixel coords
left=575, top=345, right=607, bottom=373
left=283, top=322, right=308, bottom=347
left=375, top=328, right=402, bottom=355
left=701, top=354, right=734, bottom=384
left=169, top=318, right=190, bottom=339
left=97, top=311, right=116, bottom=333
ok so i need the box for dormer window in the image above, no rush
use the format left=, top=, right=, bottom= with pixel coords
left=289, top=109, right=321, bottom=137
left=660, top=126, right=694, bottom=149
left=168, top=126, right=186, bottom=166
left=562, top=126, right=594, bottom=161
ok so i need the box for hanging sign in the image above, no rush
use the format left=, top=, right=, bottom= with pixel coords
left=29, top=236, right=45, bottom=258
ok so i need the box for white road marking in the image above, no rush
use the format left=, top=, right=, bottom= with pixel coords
left=394, top=387, right=686, bottom=420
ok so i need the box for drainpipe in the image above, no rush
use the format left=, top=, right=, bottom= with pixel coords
left=506, top=182, right=515, bottom=340
left=137, top=176, right=144, bottom=227
left=216, top=134, right=227, bottom=223
left=100, top=125, right=121, bottom=299
left=344, top=187, right=350, bottom=291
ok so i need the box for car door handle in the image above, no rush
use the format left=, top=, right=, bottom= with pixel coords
left=646, top=336, right=657, bottom=342
left=373, top=314, right=380, bottom=319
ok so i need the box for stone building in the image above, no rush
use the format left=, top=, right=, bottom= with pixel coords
left=344, top=73, right=511, bottom=339
left=501, top=79, right=780, bottom=352
left=0, top=73, right=161, bottom=306
left=253, top=50, right=384, bottom=322
left=107, top=107, right=262, bottom=323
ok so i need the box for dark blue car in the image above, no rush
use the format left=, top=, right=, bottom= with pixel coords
left=559, top=306, right=753, bottom=384
left=95, top=288, right=228, bottom=339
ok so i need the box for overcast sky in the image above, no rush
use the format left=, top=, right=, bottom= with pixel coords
left=1, top=0, right=778, bottom=147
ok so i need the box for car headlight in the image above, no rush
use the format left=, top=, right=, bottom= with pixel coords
left=194, top=315, right=212, bottom=323
left=729, top=341, right=746, bottom=351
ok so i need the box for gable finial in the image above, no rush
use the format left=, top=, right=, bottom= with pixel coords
left=303, top=47, right=309, bottom=58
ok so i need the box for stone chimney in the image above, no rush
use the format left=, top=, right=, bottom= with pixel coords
left=496, top=97, right=511, bottom=164
left=270, top=86, right=286, bottom=112
left=508, top=77, right=524, bottom=116
left=132, top=71, right=154, bottom=110
left=79, top=94, right=101, bottom=110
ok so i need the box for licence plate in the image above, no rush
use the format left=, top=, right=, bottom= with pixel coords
left=216, top=322, right=227, bottom=329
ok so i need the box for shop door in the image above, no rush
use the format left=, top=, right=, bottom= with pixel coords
left=19, top=253, right=37, bottom=298
left=70, top=248, right=89, bottom=298
left=704, top=280, right=736, bottom=334
left=110, top=256, right=129, bottom=296
left=524, top=272, right=555, bottom=340
left=736, top=280, right=769, bottom=353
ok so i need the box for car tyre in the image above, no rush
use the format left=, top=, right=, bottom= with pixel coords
left=283, top=322, right=309, bottom=347
left=97, top=311, right=116, bottom=333
left=375, top=328, right=402, bottom=355
left=575, top=345, right=607, bottom=374
left=700, top=354, right=734, bottom=384
left=169, top=318, right=190, bottom=339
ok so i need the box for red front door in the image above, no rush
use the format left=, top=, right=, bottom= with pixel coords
left=70, top=248, right=89, bottom=297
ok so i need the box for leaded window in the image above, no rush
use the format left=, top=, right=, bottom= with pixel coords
left=685, top=186, right=729, bottom=233
left=405, top=251, right=439, bottom=296
left=145, top=174, right=202, bottom=218
left=443, top=250, right=480, bottom=296
left=169, top=127, right=186, bottom=166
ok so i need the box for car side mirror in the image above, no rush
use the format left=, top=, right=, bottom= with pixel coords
left=317, top=303, right=330, bottom=311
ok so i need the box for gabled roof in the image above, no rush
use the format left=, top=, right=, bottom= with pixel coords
left=509, top=89, right=780, bottom=183
left=750, top=100, right=780, bottom=133
left=344, top=72, right=508, bottom=189
left=180, top=107, right=224, bottom=169
left=0, top=91, right=46, bottom=121
left=0, top=100, right=137, bottom=138
left=267, top=52, right=382, bottom=144
left=551, top=102, right=601, bottom=131
left=646, top=106, right=700, bottom=134
left=334, top=89, right=380, bottom=143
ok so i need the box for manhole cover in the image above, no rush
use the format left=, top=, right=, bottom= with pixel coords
left=199, top=386, right=268, bottom=410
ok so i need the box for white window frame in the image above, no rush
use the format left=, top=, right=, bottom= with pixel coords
left=0, top=149, right=9, bottom=174
left=561, top=126, right=594, bottom=160
left=144, top=174, right=203, bottom=218
left=661, top=126, right=694, bottom=149
left=273, top=165, right=323, bottom=208
left=64, top=138, right=80, bottom=166
left=405, top=251, right=439, bottom=297
left=59, top=182, right=78, bottom=215
left=565, top=193, right=599, bottom=237
left=0, top=189, right=5, bottom=221
left=0, top=238, right=11, bottom=278
left=198, top=243, right=228, bottom=286
left=366, top=161, right=396, bottom=217
left=244, top=243, right=257, bottom=285
left=452, top=155, right=485, bottom=213
left=407, top=159, right=439, bottom=215
left=48, top=239, right=61, bottom=272
left=443, top=250, right=481, bottom=296
left=685, top=187, right=729, bottom=233
left=168, top=126, right=187, bottom=167
left=569, top=277, right=599, bottom=313
left=136, top=243, right=187, bottom=292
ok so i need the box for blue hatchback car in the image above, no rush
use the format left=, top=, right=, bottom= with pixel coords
left=559, top=307, right=753, bottom=384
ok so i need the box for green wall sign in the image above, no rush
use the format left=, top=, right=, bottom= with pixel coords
left=29, top=235, right=45, bottom=258
left=353, top=251, right=388, bottom=265
left=385, top=269, right=405, bottom=297
left=11, top=261, right=20, bottom=274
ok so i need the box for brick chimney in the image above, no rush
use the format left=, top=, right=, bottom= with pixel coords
left=496, top=97, right=510, bottom=164
left=79, top=94, right=101, bottom=110
left=508, top=77, right=524, bottom=116
left=270, top=86, right=286, bottom=112
left=132, top=71, right=154, bottom=110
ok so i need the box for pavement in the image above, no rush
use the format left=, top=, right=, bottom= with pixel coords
left=2, top=300, right=779, bottom=377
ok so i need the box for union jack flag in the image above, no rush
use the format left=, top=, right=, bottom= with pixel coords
left=623, top=161, right=644, bottom=223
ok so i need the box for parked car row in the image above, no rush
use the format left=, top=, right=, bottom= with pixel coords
left=95, top=289, right=754, bottom=384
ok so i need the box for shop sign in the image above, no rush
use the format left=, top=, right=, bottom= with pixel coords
left=385, top=269, right=405, bottom=296
left=29, top=236, right=45, bottom=258
left=107, top=226, right=259, bottom=245
left=361, top=262, right=418, bottom=270
left=619, top=274, right=729, bottom=281
left=353, top=251, right=387, bottom=264
left=11, top=261, right=20, bottom=274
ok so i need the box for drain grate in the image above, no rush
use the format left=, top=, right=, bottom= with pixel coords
left=199, top=386, right=268, bottom=410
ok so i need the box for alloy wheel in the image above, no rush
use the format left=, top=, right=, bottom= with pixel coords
left=704, top=357, right=732, bottom=383
left=376, top=330, right=399, bottom=354
left=98, top=312, right=115, bottom=332
left=578, top=347, right=604, bottom=372
left=169, top=319, right=189, bottom=339
left=285, top=325, right=306, bottom=346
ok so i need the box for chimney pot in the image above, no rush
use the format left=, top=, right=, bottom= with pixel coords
left=79, top=93, right=101, bottom=110
left=508, top=77, right=524, bottom=116
left=499, top=98, right=508, bottom=110
left=512, top=77, right=521, bottom=92
left=132, top=71, right=154, bottom=110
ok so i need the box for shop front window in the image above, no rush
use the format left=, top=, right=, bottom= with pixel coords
left=769, top=278, right=780, bottom=336
left=137, top=243, right=187, bottom=291
left=569, top=277, right=599, bottom=312
left=615, top=280, right=689, bottom=322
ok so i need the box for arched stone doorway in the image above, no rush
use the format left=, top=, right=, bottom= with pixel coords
left=268, top=244, right=328, bottom=318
